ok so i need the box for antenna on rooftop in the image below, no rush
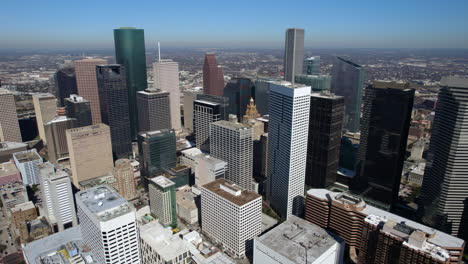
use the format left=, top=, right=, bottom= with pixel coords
left=158, top=42, right=161, bottom=62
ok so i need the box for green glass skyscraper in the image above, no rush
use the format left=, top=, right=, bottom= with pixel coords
left=114, top=27, right=148, bottom=139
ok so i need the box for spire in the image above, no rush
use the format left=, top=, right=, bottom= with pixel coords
left=243, top=97, right=260, bottom=122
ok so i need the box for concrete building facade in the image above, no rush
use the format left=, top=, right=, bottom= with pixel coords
left=32, top=93, right=57, bottom=144
left=137, top=88, right=171, bottom=133
left=0, top=89, right=22, bottom=142
left=13, top=149, right=43, bottom=186
left=153, top=59, right=181, bottom=130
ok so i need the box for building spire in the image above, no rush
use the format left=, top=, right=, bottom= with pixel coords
left=243, top=97, right=260, bottom=122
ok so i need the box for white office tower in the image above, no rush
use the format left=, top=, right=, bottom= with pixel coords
left=267, top=82, right=310, bottom=219
left=182, top=87, right=202, bottom=132
left=154, top=59, right=181, bottom=130
left=39, top=162, right=77, bottom=232
left=419, top=76, right=468, bottom=238
left=13, top=149, right=43, bottom=185
left=180, top=147, right=203, bottom=171
left=253, top=215, right=344, bottom=264
left=201, top=178, right=262, bottom=258
left=210, top=120, right=253, bottom=190
left=76, top=186, right=140, bottom=264
left=194, top=154, right=227, bottom=186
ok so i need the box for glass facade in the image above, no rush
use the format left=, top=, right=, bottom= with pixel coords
left=295, top=74, right=331, bottom=91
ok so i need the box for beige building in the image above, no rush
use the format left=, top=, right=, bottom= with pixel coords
left=114, top=158, right=138, bottom=201
left=74, top=58, right=107, bottom=124
left=11, top=201, right=37, bottom=230
left=154, top=59, right=181, bottom=130
left=0, top=89, right=22, bottom=142
left=32, top=93, right=57, bottom=144
left=66, top=124, right=114, bottom=188
left=242, top=98, right=264, bottom=141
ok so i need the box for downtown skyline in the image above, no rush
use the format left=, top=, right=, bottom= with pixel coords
left=2, top=0, right=468, bottom=50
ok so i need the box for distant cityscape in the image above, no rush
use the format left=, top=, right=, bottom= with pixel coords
left=0, top=25, right=467, bottom=264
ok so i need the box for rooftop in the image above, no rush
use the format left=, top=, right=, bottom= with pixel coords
left=150, top=175, right=175, bottom=188
left=212, top=120, right=251, bottom=131
left=67, top=123, right=109, bottom=137
left=310, top=91, right=343, bottom=100
left=139, top=129, right=174, bottom=138
left=22, top=226, right=96, bottom=264
left=202, top=179, right=261, bottom=206
left=0, top=162, right=19, bottom=177
left=138, top=88, right=169, bottom=95
left=13, top=150, right=42, bottom=163
left=373, top=80, right=411, bottom=90
left=11, top=201, right=35, bottom=213
left=76, top=185, right=134, bottom=222
left=441, top=76, right=468, bottom=88
left=67, top=94, right=88, bottom=102
left=32, top=93, right=55, bottom=99
left=46, top=115, right=75, bottom=124
left=195, top=155, right=227, bottom=167
left=0, top=141, right=27, bottom=151
left=256, top=215, right=342, bottom=264
left=307, top=189, right=465, bottom=249
left=0, top=88, right=13, bottom=95
left=194, top=99, right=219, bottom=106
left=181, top=147, right=203, bottom=157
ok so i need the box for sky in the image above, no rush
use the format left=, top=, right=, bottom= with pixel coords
left=1, top=0, right=468, bottom=50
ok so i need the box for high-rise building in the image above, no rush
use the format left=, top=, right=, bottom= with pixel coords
left=242, top=98, right=264, bottom=140
left=254, top=78, right=274, bottom=116
left=44, top=116, right=76, bottom=163
left=74, top=58, right=107, bottom=124
left=283, top=28, right=305, bottom=82
left=137, top=130, right=176, bottom=187
left=76, top=185, right=140, bottom=264
left=303, top=56, right=321, bottom=75
left=96, top=64, right=132, bottom=159
left=253, top=215, right=344, bottom=264
left=136, top=88, right=171, bottom=133
left=0, top=89, right=22, bottom=142
left=201, top=178, right=262, bottom=258
left=305, top=92, right=344, bottom=188
left=210, top=120, right=253, bottom=191
left=32, top=93, right=57, bottom=144
left=330, top=56, right=364, bottom=132
left=65, top=94, right=92, bottom=128
left=203, top=53, right=224, bottom=96
left=305, top=189, right=466, bottom=264
left=38, top=162, right=77, bottom=232
left=295, top=74, right=332, bottom=92
left=153, top=59, right=181, bottom=130
left=419, top=76, right=468, bottom=239
left=182, top=87, right=202, bottom=132
left=114, top=159, right=138, bottom=201
left=149, top=176, right=177, bottom=228
left=194, top=154, right=227, bottom=186
left=114, top=27, right=148, bottom=139
left=223, top=77, right=255, bottom=120
left=13, top=149, right=43, bottom=186
left=353, top=81, right=414, bottom=209
left=267, top=82, right=310, bottom=219
left=54, top=65, right=77, bottom=107
left=66, top=124, right=114, bottom=188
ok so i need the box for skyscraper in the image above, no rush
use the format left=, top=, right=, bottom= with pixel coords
left=54, top=65, right=77, bottom=107
left=182, top=87, right=202, bottom=132
left=305, top=92, right=344, bottom=188
left=210, top=120, right=253, bottom=191
left=137, top=129, right=176, bottom=187
left=419, top=76, right=468, bottom=239
left=153, top=59, right=181, bottom=130
left=303, top=56, right=321, bottom=75
left=203, top=53, right=224, bottom=96
left=114, top=27, right=148, bottom=139
left=66, top=124, right=114, bottom=188
left=96, top=64, right=132, bottom=159
left=114, top=158, right=138, bottom=201
left=38, top=162, right=77, bottom=232
left=201, top=178, right=262, bottom=258
left=32, top=93, right=57, bottom=144
left=44, top=116, right=76, bottom=163
left=65, top=94, right=92, bottom=128
left=0, top=88, right=22, bottom=142
left=267, top=82, right=310, bottom=219
left=223, top=77, right=255, bottom=120
left=330, top=56, right=364, bottom=132
left=353, top=81, right=414, bottom=209
left=13, top=149, right=43, bottom=186
left=74, top=58, right=107, bottom=124
left=136, top=88, right=171, bottom=133
left=76, top=186, right=140, bottom=264
left=283, top=28, right=305, bottom=82
left=149, top=176, right=177, bottom=228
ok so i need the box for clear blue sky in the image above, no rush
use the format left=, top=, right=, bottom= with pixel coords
left=2, top=0, right=468, bottom=49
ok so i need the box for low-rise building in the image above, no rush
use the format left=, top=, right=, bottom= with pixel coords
left=11, top=201, right=37, bottom=230
left=176, top=186, right=198, bottom=225
left=0, top=161, right=21, bottom=186
left=0, top=181, right=28, bottom=216
left=0, top=141, right=27, bottom=163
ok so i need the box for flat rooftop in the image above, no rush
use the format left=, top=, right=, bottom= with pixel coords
left=76, top=185, right=134, bottom=222
left=212, top=120, right=250, bottom=131
left=0, top=141, right=27, bottom=151
left=310, top=91, right=343, bottom=100
left=256, top=215, right=342, bottom=264
left=307, top=189, right=465, bottom=249
left=373, top=80, right=411, bottom=90
left=202, top=178, right=261, bottom=206
left=138, top=88, right=169, bottom=95
left=32, top=93, right=55, bottom=99
left=13, top=150, right=41, bottom=163
left=0, top=162, right=19, bottom=177
left=11, top=201, right=35, bottom=212
left=441, top=76, right=468, bottom=88
left=0, top=88, right=13, bottom=95
left=196, top=155, right=227, bottom=167
left=194, top=99, right=219, bottom=106
left=140, top=129, right=174, bottom=138
left=151, top=175, right=175, bottom=188
left=67, top=123, right=109, bottom=137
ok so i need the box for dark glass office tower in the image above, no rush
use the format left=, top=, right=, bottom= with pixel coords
left=305, top=92, right=344, bottom=188
left=114, top=27, right=148, bottom=139
left=303, top=56, right=320, bottom=75
left=353, top=81, right=414, bottom=209
left=418, top=76, right=468, bottom=238
left=96, top=65, right=132, bottom=159
left=65, top=95, right=92, bottom=128
left=136, top=89, right=171, bottom=133
left=331, top=57, right=364, bottom=132
left=223, top=77, right=254, bottom=120
left=138, top=129, right=176, bottom=189
left=54, top=66, right=77, bottom=107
